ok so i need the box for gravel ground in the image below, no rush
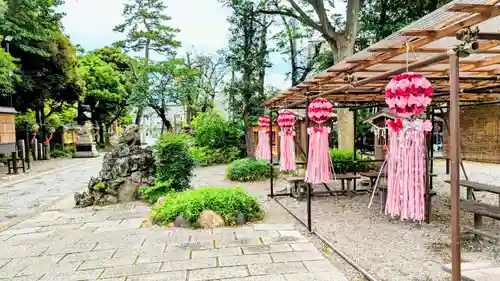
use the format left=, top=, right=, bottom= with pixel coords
left=193, top=161, right=500, bottom=281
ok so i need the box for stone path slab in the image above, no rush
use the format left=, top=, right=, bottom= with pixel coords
left=442, top=261, right=500, bottom=281
left=0, top=158, right=102, bottom=229
left=0, top=203, right=348, bottom=281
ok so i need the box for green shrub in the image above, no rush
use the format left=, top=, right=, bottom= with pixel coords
left=150, top=187, right=264, bottom=227
left=50, top=149, right=70, bottom=158
left=189, top=146, right=243, bottom=166
left=138, top=180, right=173, bottom=204
left=154, top=134, right=194, bottom=192
left=191, top=111, right=243, bottom=150
left=226, top=158, right=271, bottom=182
left=330, top=148, right=375, bottom=174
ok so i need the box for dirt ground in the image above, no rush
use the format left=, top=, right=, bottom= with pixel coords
left=193, top=160, right=500, bottom=281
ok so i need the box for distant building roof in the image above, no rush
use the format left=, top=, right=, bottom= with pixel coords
left=0, top=106, right=17, bottom=114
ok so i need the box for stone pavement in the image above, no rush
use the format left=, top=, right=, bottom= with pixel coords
left=442, top=262, right=500, bottom=281
left=0, top=158, right=102, bottom=229
left=0, top=201, right=348, bottom=281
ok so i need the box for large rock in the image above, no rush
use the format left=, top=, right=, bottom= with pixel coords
left=197, top=210, right=225, bottom=229
left=74, top=140, right=155, bottom=208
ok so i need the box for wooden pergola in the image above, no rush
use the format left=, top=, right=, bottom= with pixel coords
left=264, top=1, right=500, bottom=281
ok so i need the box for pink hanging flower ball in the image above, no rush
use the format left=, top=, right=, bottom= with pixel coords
left=385, top=72, right=433, bottom=118
left=277, top=111, right=296, bottom=129
left=308, top=98, right=333, bottom=124
left=258, top=115, right=271, bottom=129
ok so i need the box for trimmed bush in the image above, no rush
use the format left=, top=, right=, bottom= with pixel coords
left=138, top=180, right=173, bottom=204
left=150, top=187, right=264, bottom=227
left=191, top=111, right=244, bottom=150
left=330, top=148, right=375, bottom=174
left=226, top=158, right=271, bottom=182
left=190, top=146, right=242, bottom=166
left=154, top=134, right=194, bottom=192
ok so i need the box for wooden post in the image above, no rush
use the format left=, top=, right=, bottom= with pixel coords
left=449, top=50, right=461, bottom=281
left=32, top=139, right=38, bottom=161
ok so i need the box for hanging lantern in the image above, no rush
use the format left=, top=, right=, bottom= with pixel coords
left=258, top=115, right=271, bottom=129
left=308, top=98, right=333, bottom=124
left=278, top=111, right=296, bottom=172
left=277, top=111, right=296, bottom=129
left=306, top=98, right=333, bottom=184
left=256, top=115, right=271, bottom=160
left=383, top=73, right=434, bottom=222
left=385, top=72, right=433, bottom=118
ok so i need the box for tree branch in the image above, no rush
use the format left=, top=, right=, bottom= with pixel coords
left=257, top=8, right=322, bottom=33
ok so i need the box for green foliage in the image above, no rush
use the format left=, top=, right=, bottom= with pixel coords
left=138, top=180, right=173, bottom=204
left=0, top=42, right=18, bottom=96
left=191, top=111, right=244, bottom=150
left=330, top=149, right=375, bottom=174
left=154, top=134, right=194, bottom=192
left=150, top=187, right=264, bottom=227
left=356, top=0, right=452, bottom=50
left=77, top=51, right=129, bottom=125
left=226, top=158, right=271, bottom=182
left=114, top=0, right=181, bottom=56
left=50, top=149, right=70, bottom=158
left=189, top=146, right=242, bottom=166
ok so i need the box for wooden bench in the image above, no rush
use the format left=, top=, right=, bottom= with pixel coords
left=285, top=174, right=361, bottom=200
left=444, top=180, right=500, bottom=240
left=284, top=177, right=306, bottom=200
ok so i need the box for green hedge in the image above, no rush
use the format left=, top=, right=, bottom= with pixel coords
left=226, top=158, right=271, bottom=182
left=330, top=148, right=375, bottom=174
left=154, top=134, right=194, bottom=192
left=150, top=187, right=264, bottom=227
left=189, top=146, right=241, bottom=166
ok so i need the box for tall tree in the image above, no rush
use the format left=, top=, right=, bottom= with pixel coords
left=130, top=58, right=196, bottom=132
left=272, top=13, right=322, bottom=86
left=114, top=0, right=180, bottom=125
left=356, top=0, right=451, bottom=50
left=224, top=0, right=268, bottom=157
left=77, top=52, right=128, bottom=143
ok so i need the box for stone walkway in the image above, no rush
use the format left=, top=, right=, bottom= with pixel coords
left=0, top=202, right=347, bottom=281
left=0, top=158, right=102, bottom=229
left=0, top=161, right=348, bottom=281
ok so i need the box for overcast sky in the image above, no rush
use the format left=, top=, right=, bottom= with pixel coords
left=61, top=0, right=292, bottom=92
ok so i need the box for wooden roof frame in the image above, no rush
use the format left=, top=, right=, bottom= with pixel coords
left=264, top=0, right=500, bottom=108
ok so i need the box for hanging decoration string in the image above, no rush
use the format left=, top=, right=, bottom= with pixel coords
left=305, top=98, right=334, bottom=184
left=256, top=115, right=271, bottom=160
left=277, top=111, right=297, bottom=172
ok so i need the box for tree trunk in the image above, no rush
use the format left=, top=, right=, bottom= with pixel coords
left=136, top=39, right=151, bottom=126
left=35, top=108, right=40, bottom=125
left=99, top=123, right=105, bottom=145
left=134, top=107, right=144, bottom=125
left=242, top=99, right=255, bottom=158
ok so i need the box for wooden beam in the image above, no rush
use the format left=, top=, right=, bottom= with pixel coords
left=368, top=47, right=500, bottom=54
left=447, top=3, right=500, bottom=14
left=402, top=30, right=438, bottom=37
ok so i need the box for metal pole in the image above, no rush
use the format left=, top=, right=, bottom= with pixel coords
left=24, top=120, right=30, bottom=170
left=305, top=98, right=312, bottom=232
left=428, top=106, right=435, bottom=223
left=269, top=110, right=274, bottom=198
left=448, top=50, right=461, bottom=281
left=353, top=109, right=358, bottom=190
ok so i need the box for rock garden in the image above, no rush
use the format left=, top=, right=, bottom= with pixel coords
left=73, top=111, right=272, bottom=229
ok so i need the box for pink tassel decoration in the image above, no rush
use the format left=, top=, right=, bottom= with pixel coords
left=277, top=111, right=296, bottom=172
left=256, top=115, right=271, bottom=160
left=384, top=72, right=434, bottom=222
left=305, top=98, right=333, bottom=184
left=306, top=127, right=332, bottom=184
left=385, top=119, right=432, bottom=221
